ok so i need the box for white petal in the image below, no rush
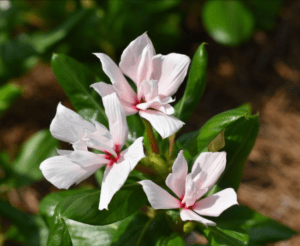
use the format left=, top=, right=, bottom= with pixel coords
left=139, top=109, right=184, bottom=139
left=157, top=53, right=190, bottom=97
left=139, top=180, right=180, bottom=209
left=103, top=93, right=128, bottom=147
left=72, top=139, right=88, bottom=151
left=138, top=80, right=158, bottom=102
left=86, top=138, right=117, bottom=156
left=192, top=152, right=226, bottom=190
left=120, top=137, right=145, bottom=170
left=137, top=46, right=153, bottom=86
left=56, top=149, right=73, bottom=156
left=69, top=151, right=108, bottom=167
left=91, top=82, right=116, bottom=97
left=50, top=103, right=95, bottom=143
left=165, top=150, right=188, bottom=199
left=121, top=100, right=139, bottom=116
left=193, top=188, right=238, bottom=217
left=182, top=173, right=198, bottom=207
left=180, top=209, right=216, bottom=227
left=119, top=33, right=155, bottom=84
left=40, top=156, right=105, bottom=189
left=99, top=161, right=131, bottom=210
left=150, top=102, right=174, bottom=115
left=94, top=53, right=137, bottom=104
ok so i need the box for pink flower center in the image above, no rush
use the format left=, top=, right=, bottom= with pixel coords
left=179, top=198, right=195, bottom=210
left=104, top=144, right=121, bottom=166
left=133, top=98, right=145, bottom=111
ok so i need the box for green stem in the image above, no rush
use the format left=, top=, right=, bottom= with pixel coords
left=142, top=118, right=159, bottom=155
left=168, top=133, right=176, bottom=159
left=134, top=163, right=157, bottom=177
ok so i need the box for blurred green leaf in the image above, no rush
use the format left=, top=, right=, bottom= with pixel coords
left=181, top=108, right=250, bottom=158
left=0, top=82, right=21, bottom=117
left=245, top=0, right=282, bottom=30
left=51, top=54, right=108, bottom=125
left=31, top=9, right=89, bottom=54
left=202, top=0, right=255, bottom=46
left=0, top=34, right=38, bottom=82
left=208, top=114, right=259, bottom=194
left=55, top=184, right=147, bottom=226
left=10, top=130, right=58, bottom=187
left=214, top=205, right=297, bottom=245
left=174, top=43, right=207, bottom=123
left=155, top=233, right=186, bottom=246
left=202, top=225, right=249, bottom=246
left=0, top=199, right=48, bottom=246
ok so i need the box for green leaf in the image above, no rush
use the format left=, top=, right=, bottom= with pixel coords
left=0, top=83, right=21, bottom=116
left=208, top=114, right=259, bottom=194
left=10, top=130, right=58, bottom=187
left=156, top=233, right=186, bottom=246
left=182, top=108, right=250, bottom=158
left=207, top=129, right=225, bottom=152
left=0, top=199, right=48, bottom=246
left=55, top=184, right=147, bottom=226
left=174, top=43, right=207, bottom=122
left=202, top=225, right=249, bottom=246
left=51, top=54, right=108, bottom=125
left=214, top=205, right=297, bottom=245
left=202, top=0, right=255, bottom=46
left=31, top=9, right=89, bottom=54
left=48, top=212, right=150, bottom=246
left=246, top=0, right=282, bottom=30
left=40, top=190, right=85, bottom=228
left=136, top=213, right=174, bottom=246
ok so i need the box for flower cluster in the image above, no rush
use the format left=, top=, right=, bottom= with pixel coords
left=40, top=33, right=238, bottom=226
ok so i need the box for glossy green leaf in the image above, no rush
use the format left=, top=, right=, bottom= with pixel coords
left=174, top=43, right=207, bottom=122
left=181, top=108, right=250, bottom=158
left=202, top=225, right=249, bottom=246
left=207, top=129, right=225, bottom=152
left=40, top=189, right=86, bottom=228
left=47, top=218, right=72, bottom=246
left=0, top=83, right=21, bottom=116
left=55, top=184, right=147, bottom=226
left=208, top=114, right=259, bottom=194
left=136, top=213, right=174, bottom=246
left=156, top=233, right=186, bottom=246
left=51, top=54, right=108, bottom=125
left=66, top=213, right=148, bottom=246
left=202, top=0, right=255, bottom=46
left=10, top=130, right=58, bottom=187
left=214, top=205, right=297, bottom=245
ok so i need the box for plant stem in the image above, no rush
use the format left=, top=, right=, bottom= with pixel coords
left=141, top=118, right=159, bottom=155
left=135, top=163, right=157, bottom=177
left=168, top=133, right=176, bottom=159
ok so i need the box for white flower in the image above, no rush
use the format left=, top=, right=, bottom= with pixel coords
left=139, top=151, right=238, bottom=226
left=91, top=33, right=190, bottom=138
left=40, top=93, right=145, bottom=210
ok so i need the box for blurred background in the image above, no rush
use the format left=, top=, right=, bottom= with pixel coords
left=0, top=0, right=300, bottom=245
